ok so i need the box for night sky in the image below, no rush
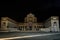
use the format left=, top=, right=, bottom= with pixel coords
left=0, top=0, right=60, bottom=22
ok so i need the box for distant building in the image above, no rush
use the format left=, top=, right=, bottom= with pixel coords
left=0, top=13, right=59, bottom=32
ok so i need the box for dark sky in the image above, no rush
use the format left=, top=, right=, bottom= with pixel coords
left=0, top=0, right=60, bottom=22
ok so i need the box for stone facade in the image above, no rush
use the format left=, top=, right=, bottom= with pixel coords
left=44, top=16, right=59, bottom=32
left=0, top=13, right=59, bottom=32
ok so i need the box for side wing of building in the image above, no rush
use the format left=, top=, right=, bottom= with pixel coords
left=0, top=17, right=19, bottom=32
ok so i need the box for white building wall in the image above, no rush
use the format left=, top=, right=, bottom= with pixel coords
left=1, top=17, right=19, bottom=32
left=8, top=28, right=20, bottom=32
left=41, top=28, right=50, bottom=32
left=7, top=21, right=19, bottom=32
left=1, top=18, right=8, bottom=32
left=44, top=16, right=59, bottom=32
left=51, top=19, right=59, bottom=32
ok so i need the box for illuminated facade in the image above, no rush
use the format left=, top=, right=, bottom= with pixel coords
left=18, top=13, right=43, bottom=32
left=0, top=13, right=59, bottom=32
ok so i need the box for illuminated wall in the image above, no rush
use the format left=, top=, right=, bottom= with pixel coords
left=50, top=16, right=59, bottom=32
left=0, top=13, right=59, bottom=32
left=44, top=16, right=59, bottom=32
left=1, top=17, right=19, bottom=32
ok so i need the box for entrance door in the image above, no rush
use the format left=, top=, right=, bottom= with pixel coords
left=53, top=22, right=57, bottom=32
left=29, top=26, right=32, bottom=30
left=28, top=22, right=32, bottom=30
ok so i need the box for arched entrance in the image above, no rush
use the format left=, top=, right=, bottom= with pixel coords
left=27, top=22, right=33, bottom=31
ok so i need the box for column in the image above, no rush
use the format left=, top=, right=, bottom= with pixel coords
left=24, top=26, right=25, bottom=32
left=32, top=25, right=34, bottom=32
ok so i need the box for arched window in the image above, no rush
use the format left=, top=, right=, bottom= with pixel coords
left=53, top=22, right=57, bottom=26
left=2, top=22, right=6, bottom=26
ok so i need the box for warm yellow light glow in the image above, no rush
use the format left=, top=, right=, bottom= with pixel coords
left=53, top=18, right=56, bottom=19
left=0, top=39, right=8, bottom=40
left=0, top=33, right=59, bottom=40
